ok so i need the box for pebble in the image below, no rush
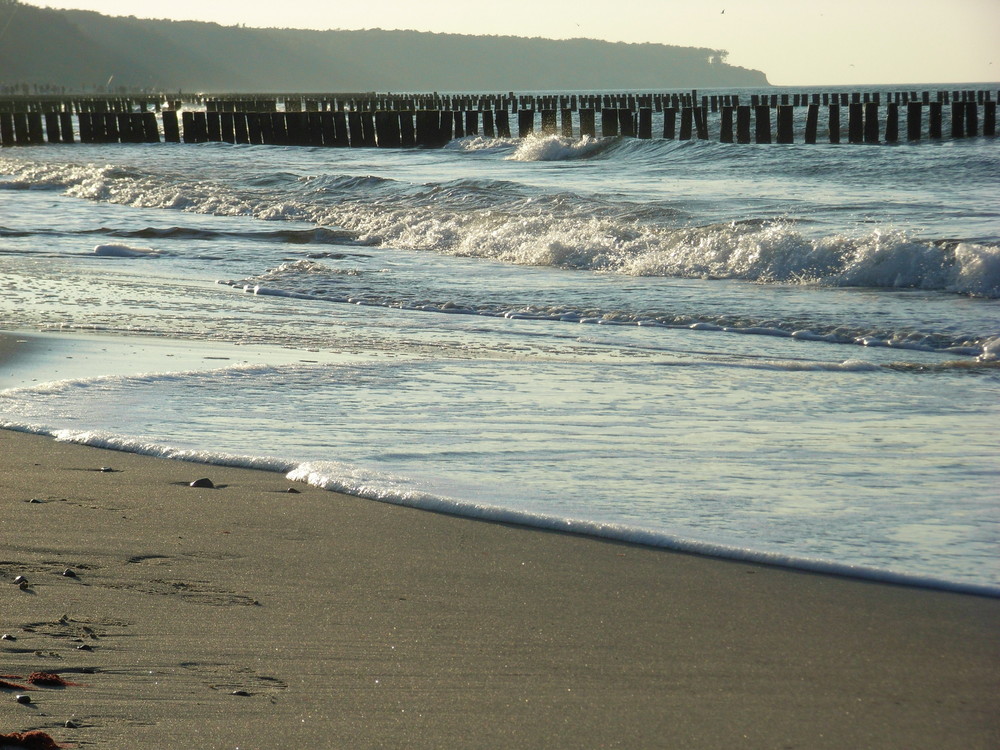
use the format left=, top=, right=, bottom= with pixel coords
left=26, top=497, right=43, bottom=503
left=13, top=575, right=27, bottom=584
left=231, top=690, right=251, bottom=696
left=15, top=694, right=31, bottom=704
left=285, top=487, right=300, bottom=494
left=189, top=477, right=215, bottom=488
left=98, top=466, right=115, bottom=472
left=62, top=568, right=77, bottom=578
left=65, top=720, right=79, bottom=729
left=1, top=633, right=15, bottom=641
left=76, top=644, right=93, bottom=651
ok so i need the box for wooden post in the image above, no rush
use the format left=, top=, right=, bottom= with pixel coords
left=561, top=108, right=574, bottom=138
left=829, top=104, right=841, bottom=143
left=465, top=110, right=479, bottom=136
left=12, top=113, right=29, bottom=145
left=438, top=111, right=453, bottom=143
left=864, top=102, right=880, bottom=143
left=720, top=106, right=734, bottom=143
left=347, top=112, right=364, bottom=146
left=693, top=106, right=708, bottom=139
left=265, top=112, right=285, bottom=145
left=27, top=112, right=45, bottom=144
left=518, top=109, right=534, bottom=138
left=77, top=112, right=94, bottom=143
left=984, top=101, right=996, bottom=136
left=162, top=110, right=180, bottom=142
left=540, top=109, right=557, bottom=134
left=804, top=104, right=819, bottom=144
left=44, top=112, right=61, bottom=143
left=415, top=110, right=439, bottom=147
left=848, top=103, right=863, bottom=143
left=736, top=106, right=751, bottom=143
left=233, top=113, right=250, bottom=144
left=60, top=111, right=74, bottom=143
left=884, top=103, right=899, bottom=142
left=951, top=102, right=965, bottom=138
left=638, top=108, right=652, bottom=139
left=580, top=108, right=596, bottom=138
left=928, top=102, right=943, bottom=138
left=906, top=102, right=922, bottom=140
left=482, top=110, right=496, bottom=138
left=754, top=105, right=771, bottom=143
left=207, top=111, right=222, bottom=142
left=618, top=108, right=635, bottom=138
left=331, top=111, right=349, bottom=146
left=220, top=111, right=236, bottom=143
left=257, top=112, right=274, bottom=144
left=374, top=110, right=401, bottom=148
left=495, top=109, right=511, bottom=138
left=245, top=112, right=263, bottom=144
left=452, top=111, right=464, bottom=139
left=679, top=107, right=693, bottom=139
left=601, top=108, right=618, bottom=137
left=104, top=112, right=121, bottom=143
left=286, top=112, right=309, bottom=146
left=776, top=105, right=793, bottom=143
left=0, top=112, right=14, bottom=147
left=141, top=112, right=159, bottom=143
left=964, top=102, right=978, bottom=137
left=400, top=111, right=416, bottom=146
left=316, top=112, right=334, bottom=146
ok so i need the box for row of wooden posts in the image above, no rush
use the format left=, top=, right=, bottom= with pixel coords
left=1, top=88, right=995, bottom=115
left=1, top=98, right=997, bottom=148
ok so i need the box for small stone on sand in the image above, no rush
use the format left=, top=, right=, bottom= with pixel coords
left=15, top=693, right=31, bottom=704
left=189, top=478, right=215, bottom=488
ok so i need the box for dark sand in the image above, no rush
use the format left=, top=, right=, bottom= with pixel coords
left=1, top=427, right=998, bottom=749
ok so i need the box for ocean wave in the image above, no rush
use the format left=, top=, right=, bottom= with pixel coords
left=505, top=134, right=618, bottom=161
left=2, top=154, right=998, bottom=299
left=218, top=259, right=999, bottom=358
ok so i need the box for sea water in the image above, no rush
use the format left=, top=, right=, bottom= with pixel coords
left=1, top=85, right=998, bottom=594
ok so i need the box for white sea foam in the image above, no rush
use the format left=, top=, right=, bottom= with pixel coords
left=2, top=156, right=998, bottom=298
left=3, top=418, right=997, bottom=598
left=93, top=243, right=163, bottom=257
left=505, top=134, right=613, bottom=161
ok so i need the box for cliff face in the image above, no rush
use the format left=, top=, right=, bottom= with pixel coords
left=0, top=0, right=769, bottom=92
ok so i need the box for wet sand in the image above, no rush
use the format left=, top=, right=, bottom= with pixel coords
left=1, top=426, right=998, bottom=749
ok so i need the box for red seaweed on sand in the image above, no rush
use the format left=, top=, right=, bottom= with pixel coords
left=27, top=672, right=80, bottom=687
left=0, top=730, right=73, bottom=749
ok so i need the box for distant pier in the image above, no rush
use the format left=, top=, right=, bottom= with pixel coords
left=0, top=89, right=996, bottom=148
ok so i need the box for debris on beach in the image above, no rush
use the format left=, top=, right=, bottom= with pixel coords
left=189, top=477, right=215, bottom=488
left=27, top=672, right=78, bottom=687
left=0, top=730, right=72, bottom=749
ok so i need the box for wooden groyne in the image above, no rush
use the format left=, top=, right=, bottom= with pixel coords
left=1, top=90, right=996, bottom=148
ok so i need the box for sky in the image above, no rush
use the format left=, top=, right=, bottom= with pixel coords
left=30, top=0, right=1000, bottom=86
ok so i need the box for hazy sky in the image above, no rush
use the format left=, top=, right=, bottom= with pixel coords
left=32, top=0, right=999, bottom=86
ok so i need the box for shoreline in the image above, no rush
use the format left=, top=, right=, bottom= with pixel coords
left=1, top=427, right=998, bottom=748
left=2, top=330, right=998, bottom=600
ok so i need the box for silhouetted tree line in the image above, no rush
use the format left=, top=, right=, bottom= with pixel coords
left=0, top=0, right=769, bottom=92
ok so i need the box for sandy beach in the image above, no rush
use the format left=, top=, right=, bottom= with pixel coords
left=0, top=423, right=997, bottom=749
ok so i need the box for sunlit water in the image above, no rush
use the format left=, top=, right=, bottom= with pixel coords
left=2, top=85, right=998, bottom=594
